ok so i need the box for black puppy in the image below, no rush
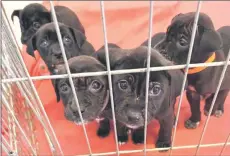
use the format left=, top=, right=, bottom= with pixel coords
left=140, top=32, right=166, bottom=48
left=53, top=55, right=111, bottom=137
left=96, top=46, right=185, bottom=150
left=156, top=12, right=230, bottom=129
left=11, top=3, right=85, bottom=44
left=26, top=22, right=95, bottom=74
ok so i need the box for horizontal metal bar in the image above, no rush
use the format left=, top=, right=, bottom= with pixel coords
left=78, top=142, right=230, bottom=156
left=2, top=61, right=230, bottom=83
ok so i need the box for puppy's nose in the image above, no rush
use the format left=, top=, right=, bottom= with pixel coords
left=127, top=109, right=142, bottom=122
left=70, top=102, right=86, bottom=114
left=54, top=53, right=62, bottom=59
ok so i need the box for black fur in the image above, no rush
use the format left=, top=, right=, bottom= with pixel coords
left=156, top=12, right=230, bottom=129
left=26, top=22, right=95, bottom=73
left=96, top=46, right=186, bottom=151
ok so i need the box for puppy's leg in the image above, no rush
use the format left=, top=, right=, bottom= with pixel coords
left=185, top=90, right=201, bottom=129
left=131, top=127, right=144, bottom=144
left=204, top=90, right=229, bottom=118
left=156, top=109, right=174, bottom=152
left=116, top=121, right=129, bottom=145
left=97, top=118, right=110, bottom=138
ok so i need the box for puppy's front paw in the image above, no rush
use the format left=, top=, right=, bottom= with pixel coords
left=155, top=140, right=171, bottom=152
left=118, top=135, right=128, bottom=145
left=184, top=119, right=200, bottom=129
left=97, top=127, right=110, bottom=138
left=132, top=131, right=144, bottom=144
left=214, top=110, right=223, bottom=118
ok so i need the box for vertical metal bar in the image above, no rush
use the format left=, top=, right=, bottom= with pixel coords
left=99, top=1, right=120, bottom=155
left=143, top=1, right=154, bottom=155
left=1, top=143, right=10, bottom=155
left=1, top=5, right=63, bottom=155
left=169, top=1, right=202, bottom=155
left=195, top=48, right=230, bottom=155
left=220, top=132, right=230, bottom=155
left=2, top=95, right=36, bottom=155
left=49, top=1, right=92, bottom=155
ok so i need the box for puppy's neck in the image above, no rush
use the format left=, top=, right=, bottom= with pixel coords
left=186, top=52, right=216, bottom=74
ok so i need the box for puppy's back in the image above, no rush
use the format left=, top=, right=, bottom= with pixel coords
left=217, top=26, right=230, bottom=57
left=54, top=6, right=85, bottom=34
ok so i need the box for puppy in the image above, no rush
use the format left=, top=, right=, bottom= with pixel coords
left=26, top=22, right=95, bottom=74
left=140, top=32, right=166, bottom=47
left=96, top=46, right=185, bottom=150
left=11, top=3, right=85, bottom=44
left=53, top=55, right=111, bottom=137
left=156, top=12, right=230, bottom=129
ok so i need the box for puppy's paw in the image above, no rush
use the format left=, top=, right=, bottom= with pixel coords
left=132, top=132, right=144, bottom=144
left=155, top=140, right=171, bottom=152
left=118, top=135, right=128, bottom=145
left=214, top=110, right=223, bottom=118
left=184, top=119, right=200, bottom=129
left=97, top=127, right=110, bottom=138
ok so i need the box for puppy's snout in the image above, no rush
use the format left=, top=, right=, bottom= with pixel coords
left=126, top=108, right=142, bottom=122
left=70, top=102, right=86, bottom=114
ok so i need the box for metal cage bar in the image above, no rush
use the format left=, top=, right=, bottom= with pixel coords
left=99, top=1, right=120, bottom=154
left=1, top=1, right=230, bottom=156
left=195, top=48, right=230, bottom=155
left=2, top=61, right=230, bottom=83
left=49, top=1, right=92, bottom=155
left=143, top=1, right=154, bottom=155
left=220, top=132, right=230, bottom=155
left=2, top=5, right=63, bottom=155
left=169, top=1, right=202, bottom=155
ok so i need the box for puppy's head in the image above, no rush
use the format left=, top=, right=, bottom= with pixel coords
left=53, top=56, right=108, bottom=124
left=156, top=12, right=223, bottom=64
left=99, top=47, right=184, bottom=129
left=11, top=3, right=51, bottom=44
left=26, top=22, right=87, bottom=72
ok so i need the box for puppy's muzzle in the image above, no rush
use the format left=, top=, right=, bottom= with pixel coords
left=126, top=108, right=143, bottom=123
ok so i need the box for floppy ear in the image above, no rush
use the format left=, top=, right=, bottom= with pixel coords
left=38, top=11, right=51, bottom=22
left=150, top=49, right=187, bottom=99
left=11, top=10, right=21, bottom=22
left=197, top=25, right=223, bottom=53
left=69, top=27, right=86, bottom=48
left=93, top=48, right=126, bottom=69
left=51, top=79, right=60, bottom=102
left=26, top=35, right=37, bottom=58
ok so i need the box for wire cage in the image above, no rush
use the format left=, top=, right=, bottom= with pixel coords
left=1, top=1, right=230, bottom=156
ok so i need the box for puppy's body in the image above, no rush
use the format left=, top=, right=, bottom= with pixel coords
left=156, top=12, right=230, bottom=129
left=217, top=26, right=230, bottom=57
left=96, top=46, right=185, bottom=150
left=53, top=56, right=110, bottom=136
left=141, top=32, right=166, bottom=48
left=12, top=3, right=85, bottom=44
left=26, top=22, right=95, bottom=73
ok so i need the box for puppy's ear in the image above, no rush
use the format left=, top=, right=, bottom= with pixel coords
left=39, top=11, right=51, bottom=21
left=94, top=48, right=126, bottom=69
left=197, top=25, right=223, bottom=53
left=26, top=35, right=37, bottom=58
left=51, top=79, right=60, bottom=102
left=69, top=27, right=86, bottom=48
left=11, top=10, right=21, bottom=22
left=150, top=49, right=187, bottom=99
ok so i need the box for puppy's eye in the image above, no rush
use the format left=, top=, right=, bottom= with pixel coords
left=127, top=75, right=134, bottom=84
left=63, top=36, right=72, bottom=44
left=40, top=39, right=49, bottom=48
left=118, top=80, right=129, bottom=90
left=89, top=80, right=102, bottom=92
left=179, top=37, right=188, bottom=46
left=149, top=82, right=161, bottom=96
left=33, top=22, right=41, bottom=29
left=60, top=83, right=70, bottom=93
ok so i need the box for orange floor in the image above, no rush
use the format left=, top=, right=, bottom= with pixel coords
left=13, top=1, right=230, bottom=155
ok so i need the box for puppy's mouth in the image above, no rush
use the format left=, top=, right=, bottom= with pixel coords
left=67, top=90, right=110, bottom=125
